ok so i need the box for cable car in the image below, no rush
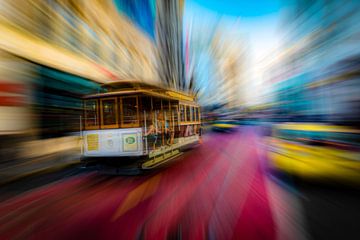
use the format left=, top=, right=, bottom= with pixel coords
left=80, top=81, right=202, bottom=171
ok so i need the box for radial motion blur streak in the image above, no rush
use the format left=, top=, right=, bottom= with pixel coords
left=1, top=0, right=360, bottom=240
left=0, top=128, right=296, bottom=240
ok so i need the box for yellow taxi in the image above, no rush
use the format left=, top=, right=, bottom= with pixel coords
left=267, top=123, right=360, bottom=183
left=211, top=119, right=237, bottom=132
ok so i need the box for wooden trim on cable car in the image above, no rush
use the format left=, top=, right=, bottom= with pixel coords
left=198, top=107, right=201, bottom=122
left=84, top=89, right=196, bottom=103
left=179, top=122, right=201, bottom=126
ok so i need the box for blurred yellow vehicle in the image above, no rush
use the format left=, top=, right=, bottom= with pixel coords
left=211, top=119, right=237, bottom=132
left=267, top=123, right=360, bottom=183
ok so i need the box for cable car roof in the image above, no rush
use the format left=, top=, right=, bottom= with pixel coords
left=83, top=80, right=197, bottom=103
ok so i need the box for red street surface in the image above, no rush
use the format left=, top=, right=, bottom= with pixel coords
left=0, top=127, right=303, bottom=240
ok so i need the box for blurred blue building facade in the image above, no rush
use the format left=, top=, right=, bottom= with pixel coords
left=113, top=0, right=156, bottom=39
left=270, top=0, right=360, bottom=125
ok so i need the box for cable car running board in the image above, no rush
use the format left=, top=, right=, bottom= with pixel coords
left=142, top=150, right=183, bottom=169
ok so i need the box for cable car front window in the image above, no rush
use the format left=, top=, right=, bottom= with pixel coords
left=194, top=107, right=198, bottom=122
left=101, top=98, right=117, bottom=126
left=122, top=96, right=138, bottom=127
left=186, top=106, right=191, bottom=122
left=84, top=99, right=98, bottom=128
left=191, top=106, right=194, bottom=122
left=180, top=105, right=185, bottom=122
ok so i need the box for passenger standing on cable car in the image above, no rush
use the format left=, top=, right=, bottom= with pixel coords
left=145, top=121, right=159, bottom=150
left=164, top=120, right=172, bottom=145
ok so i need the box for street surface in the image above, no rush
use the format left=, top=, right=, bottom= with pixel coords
left=0, top=127, right=359, bottom=239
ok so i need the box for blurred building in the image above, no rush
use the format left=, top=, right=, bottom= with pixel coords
left=0, top=0, right=158, bottom=82
left=265, top=0, right=360, bottom=125
left=0, top=0, right=158, bottom=160
left=156, top=0, right=185, bottom=90
left=183, top=9, right=248, bottom=110
left=210, top=24, right=247, bottom=109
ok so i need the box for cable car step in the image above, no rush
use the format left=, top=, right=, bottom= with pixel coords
left=142, top=150, right=183, bottom=169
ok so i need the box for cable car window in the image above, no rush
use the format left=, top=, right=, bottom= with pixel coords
left=180, top=104, right=185, bottom=122
left=186, top=105, right=191, bottom=122
left=153, top=98, right=162, bottom=110
left=84, top=99, right=98, bottom=128
left=101, top=98, right=117, bottom=126
left=171, top=103, right=179, bottom=127
left=191, top=106, right=195, bottom=122
left=122, top=96, right=138, bottom=126
left=141, top=96, right=152, bottom=126
left=194, top=107, right=198, bottom=122
left=163, top=99, right=170, bottom=111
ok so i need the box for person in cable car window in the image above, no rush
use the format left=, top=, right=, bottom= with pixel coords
left=164, top=120, right=172, bottom=145
left=145, top=121, right=159, bottom=150
left=185, top=125, right=193, bottom=137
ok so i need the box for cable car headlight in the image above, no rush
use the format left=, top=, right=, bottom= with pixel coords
left=107, top=139, right=114, bottom=147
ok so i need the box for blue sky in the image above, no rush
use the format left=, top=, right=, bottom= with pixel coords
left=185, top=0, right=288, bottom=58
left=184, top=0, right=289, bottom=105
left=189, top=0, right=283, bottom=18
